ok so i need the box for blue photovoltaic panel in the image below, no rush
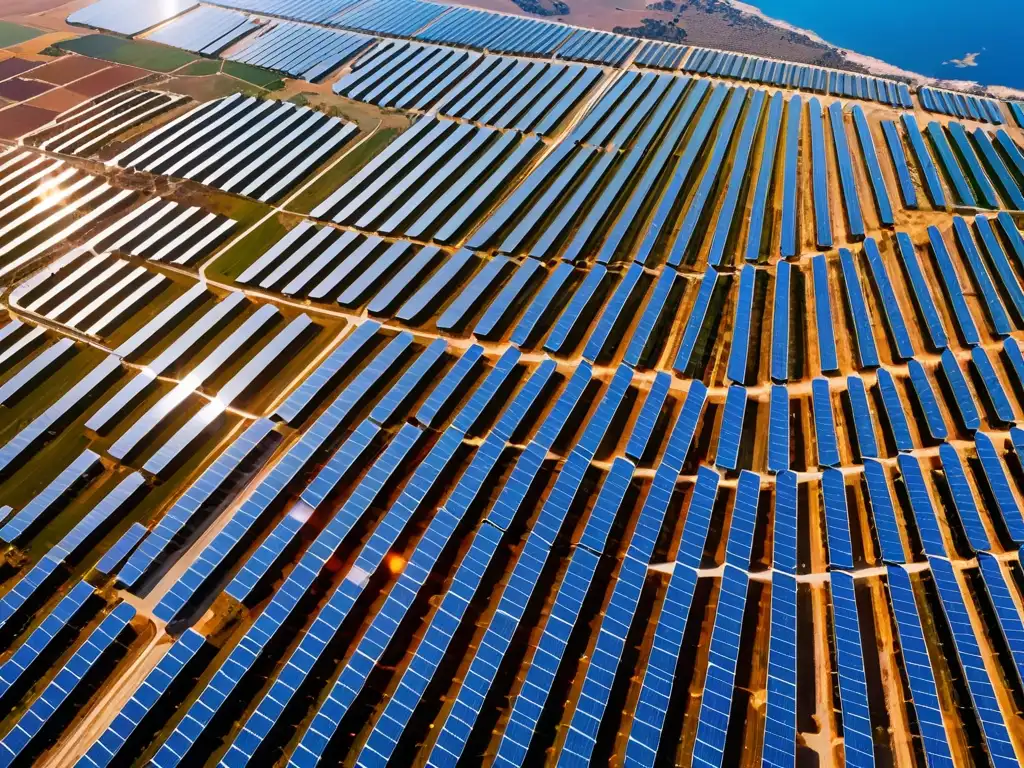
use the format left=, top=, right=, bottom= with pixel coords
left=510, top=262, right=575, bottom=347
left=928, top=556, right=1019, bottom=767
left=689, top=565, right=749, bottom=767
left=583, top=263, right=647, bottom=363
left=0, top=450, right=101, bottom=544
left=727, top=264, right=755, bottom=384
left=894, top=232, right=947, bottom=350
left=808, top=98, right=833, bottom=248
left=624, top=266, right=678, bottom=369
left=845, top=375, right=878, bottom=459
left=901, top=114, right=947, bottom=208
left=673, top=267, right=719, bottom=375
left=938, top=443, right=992, bottom=552
left=715, top=385, right=746, bottom=471
left=626, top=372, right=671, bottom=463
left=369, top=338, right=447, bottom=426
left=473, top=259, right=543, bottom=340
left=939, top=349, right=981, bottom=431
left=907, top=360, right=948, bottom=440
left=976, top=553, right=1024, bottom=686
left=850, top=106, right=894, bottom=226
left=952, top=217, right=1012, bottom=336
left=725, top=470, right=760, bottom=567
left=976, top=431, right=1024, bottom=543
left=925, top=122, right=976, bottom=207
left=861, top=459, right=905, bottom=563
left=771, top=262, right=791, bottom=383
left=544, top=265, right=608, bottom=355
left=773, top=470, right=798, bottom=574
left=1004, top=337, right=1024, bottom=396
left=745, top=92, right=783, bottom=263
left=838, top=248, right=879, bottom=368
left=975, top=216, right=1024, bottom=325
left=768, top=385, right=790, bottom=473
left=971, top=347, right=1015, bottom=423
left=274, top=320, right=380, bottom=425
left=881, top=120, right=918, bottom=209
left=780, top=96, right=802, bottom=258
left=862, top=238, right=915, bottom=360
left=827, top=102, right=864, bottom=239
left=762, top=572, right=797, bottom=768
left=896, top=454, right=947, bottom=557
left=927, top=226, right=980, bottom=346
left=876, top=368, right=914, bottom=452
left=94, top=522, right=148, bottom=577
left=416, top=344, right=484, bottom=428
left=812, top=255, right=838, bottom=373
left=885, top=566, right=955, bottom=766
left=829, top=572, right=875, bottom=767
left=820, top=469, right=854, bottom=569
left=812, top=378, right=841, bottom=468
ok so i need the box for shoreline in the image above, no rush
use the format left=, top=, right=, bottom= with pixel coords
left=723, top=0, right=1024, bottom=100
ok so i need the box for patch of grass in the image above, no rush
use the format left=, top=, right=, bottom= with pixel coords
left=177, top=58, right=223, bottom=77
left=286, top=127, right=402, bottom=215
left=221, top=60, right=284, bottom=90
left=56, top=34, right=197, bottom=73
left=0, top=21, right=43, bottom=49
left=206, top=213, right=296, bottom=283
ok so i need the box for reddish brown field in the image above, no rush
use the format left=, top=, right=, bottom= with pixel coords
left=30, top=54, right=109, bottom=85
left=0, top=102, right=56, bottom=137
left=0, top=76, right=53, bottom=100
left=27, top=83, right=88, bottom=112
left=68, top=64, right=147, bottom=96
left=0, top=57, right=41, bottom=81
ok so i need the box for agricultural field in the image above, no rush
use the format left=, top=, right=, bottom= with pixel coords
left=0, top=1, right=1023, bottom=767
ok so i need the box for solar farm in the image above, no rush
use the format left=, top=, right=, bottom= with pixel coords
left=0, top=0, right=1022, bottom=765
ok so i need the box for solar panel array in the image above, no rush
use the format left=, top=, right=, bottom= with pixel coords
left=7, top=0, right=1024, bottom=765
left=683, top=47, right=912, bottom=106
left=112, top=94, right=358, bottom=202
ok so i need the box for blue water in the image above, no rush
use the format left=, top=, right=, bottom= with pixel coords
left=747, top=0, right=1023, bottom=90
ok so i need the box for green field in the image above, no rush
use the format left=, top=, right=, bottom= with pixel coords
left=57, top=34, right=198, bottom=73
left=221, top=60, right=284, bottom=90
left=177, top=58, right=223, bottom=77
left=0, top=21, right=43, bottom=49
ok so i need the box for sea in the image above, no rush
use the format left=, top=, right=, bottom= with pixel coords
left=744, top=0, right=1023, bottom=91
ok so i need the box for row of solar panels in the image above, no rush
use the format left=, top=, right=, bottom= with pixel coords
left=24, top=331, right=1020, bottom=765
left=25, top=88, right=189, bottom=158
left=333, top=41, right=602, bottom=135
left=109, top=93, right=357, bottom=203
left=683, top=46, right=913, bottom=107
left=0, top=150, right=136, bottom=280
left=919, top=85, right=1006, bottom=125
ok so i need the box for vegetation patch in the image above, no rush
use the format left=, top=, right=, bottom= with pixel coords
left=56, top=34, right=197, bottom=72
left=221, top=60, right=284, bottom=90
left=0, top=21, right=43, bottom=49
left=613, top=18, right=688, bottom=42
left=512, top=0, right=569, bottom=16
left=177, top=58, right=223, bottom=77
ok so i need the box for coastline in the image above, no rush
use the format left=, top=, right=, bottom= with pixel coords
left=724, top=0, right=1024, bottom=99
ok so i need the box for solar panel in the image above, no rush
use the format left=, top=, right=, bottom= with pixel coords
left=820, top=469, right=854, bottom=569
left=906, top=360, right=948, bottom=440
left=473, top=259, right=543, bottom=340
left=544, top=265, right=609, bottom=355
left=884, top=566, right=955, bottom=766
left=762, top=572, right=798, bottom=768
left=812, top=378, right=841, bottom=468
left=850, top=106, right=894, bottom=226
left=416, top=344, right=484, bottom=429
left=771, top=261, right=791, bottom=382
left=94, top=522, right=148, bottom=578
left=725, top=470, right=760, bottom=567
left=938, top=443, right=992, bottom=552
left=583, top=263, right=647, bottom=363
left=689, top=565, right=750, bottom=767
left=780, top=96, right=802, bottom=258
left=901, top=114, right=947, bottom=208
left=861, top=238, right=915, bottom=360
left=829, top=572, right=875, bottom=767
left=838, top=248, right=879, bottom=368
left=844, top=375, right=878, bottom=459
left=673, top=267, right=720, bottom=375
left=715, top=385, right=747, bottom=471
left=895, top=454, right=947, bottom=557
left=975, top=553, right=1024, bottom=687
left=727, top=264, right=755, bottom=383
left=626, top=372, right=671, bottom=463
left=0, top=449, right=101, bottom=544
left=624, top=266, right=678, bottom=368
left=927, top=226, right=981, bottom=345
left=975, top=431, right=1024, bottom=543
left=827, top=101, right=865, bottom=239
left=928, top=556, right=1019, bottom=767
left=860, top=459, right=905, bottom=563
left=812, top=255, right=838, bottom=373
left=952, top=216, right=1011, bottom=336
left=876, top=368, right=914, bottom=452
left=768, top=385, right=790, bottom=473
left=939, top=349, right=981, bottom=431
